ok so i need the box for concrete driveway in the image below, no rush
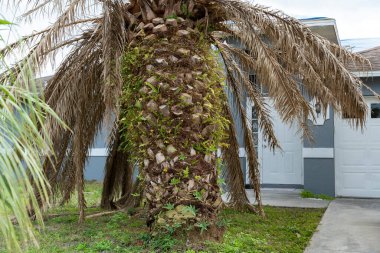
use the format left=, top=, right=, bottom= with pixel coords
left=246, top=188, right=331, bottom=208
left=305, top=198, right=380, bottom=253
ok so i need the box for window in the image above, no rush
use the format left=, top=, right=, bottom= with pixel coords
left=371, top=103, right=380, bottom=118
left=252, top=107, right=259, bottom=156
left=249, top=75, right=268, bottom=97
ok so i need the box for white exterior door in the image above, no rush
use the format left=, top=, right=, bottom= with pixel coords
left=247, top=98, right=303, bottom=185
left=335, top=96, right=380, bottom=198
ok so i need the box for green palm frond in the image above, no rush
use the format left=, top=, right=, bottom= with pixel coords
left=0, top=19, right=65, bottom=252
left=0, top=80, right=63, bottom=252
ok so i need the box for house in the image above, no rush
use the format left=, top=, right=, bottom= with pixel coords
left=66, top=17, right=379, bottom=198
left=237, top=17, right=380, bottom=198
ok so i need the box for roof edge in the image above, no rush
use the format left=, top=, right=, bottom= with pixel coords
left=353, top=71, right=380, bottom=77
left=300, top=17, right=340, bottom=46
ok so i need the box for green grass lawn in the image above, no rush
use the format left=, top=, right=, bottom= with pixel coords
left=1, top=182, right=325, bottom=253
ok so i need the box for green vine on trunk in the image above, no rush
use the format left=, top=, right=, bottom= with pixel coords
left=118, top=25, right=230, bottom=236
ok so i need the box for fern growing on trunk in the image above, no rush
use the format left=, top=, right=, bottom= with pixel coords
left=116, top=32, right=230, bottom=232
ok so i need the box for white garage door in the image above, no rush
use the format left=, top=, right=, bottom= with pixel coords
left=335, top=96, right=380, bottom=198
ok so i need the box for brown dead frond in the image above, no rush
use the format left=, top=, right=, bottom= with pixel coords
left=209, top=0, right=369, bottom=128
left=100, top=126, right=133, bottom=210
left=219, top=50, right=264, bottom=214
left=216, top=40, right=280, bottom=150
left=102, top=0, right=127, bottom=119
left=221, top=96, right=251, bottom=209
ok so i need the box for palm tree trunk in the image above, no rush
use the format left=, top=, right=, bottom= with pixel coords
left=119, top=16, right=227, bottom=237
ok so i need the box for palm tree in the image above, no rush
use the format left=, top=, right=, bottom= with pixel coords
left=0, top=19, right=63, bottom=252
left=3, top=0, right=370, bottom=238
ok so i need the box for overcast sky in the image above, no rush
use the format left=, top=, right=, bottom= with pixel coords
left=2, top=0, right=380, bottom=40
left=254, top=0, right=380, bottom=39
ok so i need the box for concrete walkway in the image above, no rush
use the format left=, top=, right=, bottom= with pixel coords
left=305, top=198, right=380, bottom=253
left=247, top=188, right=331, bottom=208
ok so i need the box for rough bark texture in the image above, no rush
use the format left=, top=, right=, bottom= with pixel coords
left=118, top=18, right=228, bottom=235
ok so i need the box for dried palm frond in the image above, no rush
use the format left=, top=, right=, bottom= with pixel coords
left=220, top=51, right=264, bottom=214
left=102, top=0, right=126, bottom=116
left=213, top=0, right=369, bottom=126
left=100, top=127, right=133, bottom=210
left=221, top=96, right=253, bottom=211
left=216, top=40, right=280, bottom=150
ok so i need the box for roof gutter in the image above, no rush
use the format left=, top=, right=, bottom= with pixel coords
left=353, top=71, right=380, bottom=77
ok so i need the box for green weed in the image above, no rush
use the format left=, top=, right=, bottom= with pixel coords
left=301, top=190, right=335, bottom=200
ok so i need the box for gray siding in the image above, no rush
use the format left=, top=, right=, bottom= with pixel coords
left=84, top=156, right=106, bottom=181
left=225, top=85, right=248, bottom=185
left=84, top=125, right=110, bottom=181
left=225, top=85, right=247, bottom=147
left=362, top=77, right=380, bottom=96
left=92, top=124, right=111, bottom=148
left=304, top=158, right=335, bottom=196
left=304, top=107, right=335, bottom=148
left=303, top=95, right=335, bottom=195
left=240, top=157, right=247, bottom=186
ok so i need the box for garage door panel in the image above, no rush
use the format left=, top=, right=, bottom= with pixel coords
left=337, top=126, right=367, bottom=141
left=338, top=189, right=380, bottom=198
left=336, top=139, right=371, bottom=148
left=339, top=165, right=371, bottom=173
left=367, top=129, right=380, bottom=140
left=369, top=149, right=380, bottom=166
left=342, top=173, right=380, bottom=190
left=341, top=173, right=367, bottom=189
left=335, top=97, right=380, bottom=198
left=338, top=149, right=368, bottom=166
left=369, top=173, right=380, bottom=190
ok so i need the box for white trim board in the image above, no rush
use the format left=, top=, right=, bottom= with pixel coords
left=303, top=148, right=334, bottom=158
left=238, top=148, right=246, bottom=157
left=88, top=148, right=108, bottom=157
left=353, top=71, right=380, bottom=77
left=301, top=18, right=337, bottom=27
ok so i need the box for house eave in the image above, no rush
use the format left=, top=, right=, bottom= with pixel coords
left=353, top=71, right=380, bottom=77
left=300, top=18, right=337, bottom=28
left=301, top=18, right=340, bottom=45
